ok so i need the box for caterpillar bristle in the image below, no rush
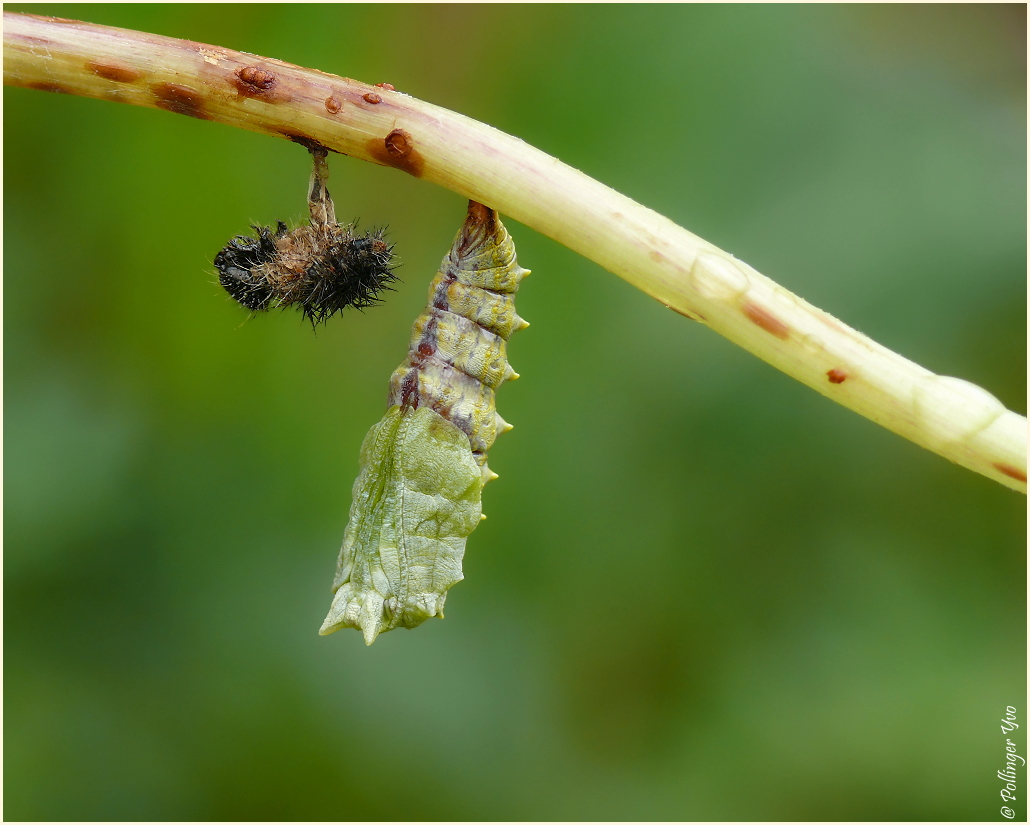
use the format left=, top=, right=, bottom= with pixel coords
left=214, top=150, right=399, bottom=328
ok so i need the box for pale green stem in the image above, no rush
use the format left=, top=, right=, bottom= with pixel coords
left=4, top=12, right=1026, bottom=492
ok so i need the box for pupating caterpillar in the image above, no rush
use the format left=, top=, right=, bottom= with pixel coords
left=320, top=201, right=529, bottom=645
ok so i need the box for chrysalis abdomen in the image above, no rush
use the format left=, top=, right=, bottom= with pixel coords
left=387, top=201, right=529, bottom=480
left=320, top=202, right=528, bottom=644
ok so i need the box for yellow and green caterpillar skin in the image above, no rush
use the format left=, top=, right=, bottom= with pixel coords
left=320, top=202, right=529, bottom=644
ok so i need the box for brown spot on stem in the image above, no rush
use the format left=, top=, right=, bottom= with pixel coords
left=649, top=250, right=665, bottom=263
left=994, top=463, right=1027, bottom=483
left=87, top=59, right=142, bottom=83
left=151, top=82, right=208, bottom=119
left=367, top=129, right=424, bottom=177
left=742, top=301, right=790, bottom=340
left=26, top=81, right=70, bottom=94
left=827, top=368, right=848, bottom=384
left=374, top=82, right=396, bottom=91
left=362, top=92, right=383, bottom=104
left=234, top=66, right=276, bottom=96
left=324, top=95, right=342, bottom=114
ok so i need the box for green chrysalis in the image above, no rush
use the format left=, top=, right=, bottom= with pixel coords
left=320, top=202, right=529, bottom=644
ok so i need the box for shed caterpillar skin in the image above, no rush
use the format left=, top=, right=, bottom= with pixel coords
left=215, top=148, right=397, bottom=326
left=320, top=201, right=529, bottom=644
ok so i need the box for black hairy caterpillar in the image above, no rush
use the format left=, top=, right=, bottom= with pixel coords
left=215, top=148, right=397, bottom=326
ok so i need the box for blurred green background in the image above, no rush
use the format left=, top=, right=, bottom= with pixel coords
left=4, top=4, right=1025, bottom=821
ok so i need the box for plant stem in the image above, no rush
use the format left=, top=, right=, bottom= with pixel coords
left=4, top=12, right=1025, bottom=493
